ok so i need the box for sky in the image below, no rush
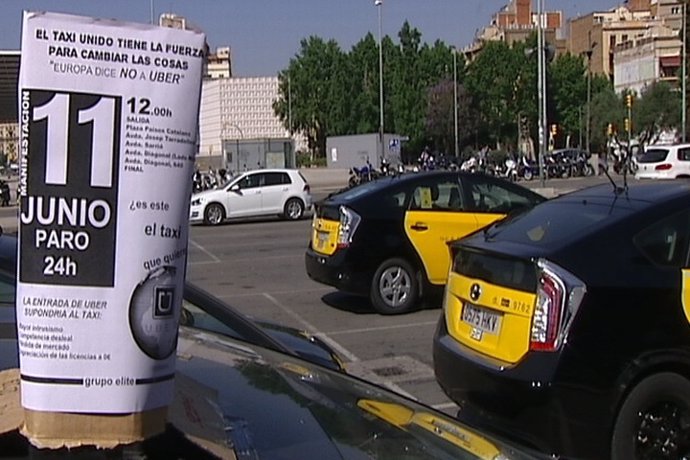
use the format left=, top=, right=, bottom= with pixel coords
left=3, top=0, right=624, bottom=77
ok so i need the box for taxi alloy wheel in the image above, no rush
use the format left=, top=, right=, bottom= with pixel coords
left=611, top=372, right=690, bottom=460
left=370, top=258, right=418, bottom=315
left=204, top=203, right=225, bottom=226
left=284, top=198, right=304, bottom=220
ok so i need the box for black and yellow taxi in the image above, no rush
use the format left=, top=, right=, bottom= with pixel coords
left=305, top=171, right=545, bottom=314
left=433, top=180, right=690, bottom=459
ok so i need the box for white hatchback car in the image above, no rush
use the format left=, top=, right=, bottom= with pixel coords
left=190, top=168, right=312, bottom=225
left=635, top=143, right=690, bottom=179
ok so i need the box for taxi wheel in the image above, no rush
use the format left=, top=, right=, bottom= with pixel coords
left=204, top=203, right=225, bottom=226
left=611, top=372, right=690, bottom=460
left=370, top=258, right=418, bottom=315
left=283, top=198, right=304, bottom=220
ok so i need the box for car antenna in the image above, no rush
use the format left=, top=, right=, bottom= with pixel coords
left=604, top=136, right=626, bottom=195
left=602, top=160, right=624, bottom=195
left=621, top=141, right=630, bottom=193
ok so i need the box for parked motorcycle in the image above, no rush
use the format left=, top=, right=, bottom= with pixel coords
left=573, top=151, right=595, bottom=177
left=348, top=160, right=378, bottom=187
left=517, top=155, right=538, bottom=181
left=493, top=157, right=518, bottom=182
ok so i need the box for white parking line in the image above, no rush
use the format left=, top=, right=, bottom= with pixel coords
left=325, top=321, right=438, bottom=336
left=262, top=293, right=360, bottom=362
left=188, top=239, right=221, bottom=263
left=261, top=292, right=419, bottom=401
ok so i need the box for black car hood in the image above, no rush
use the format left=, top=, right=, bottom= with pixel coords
left=174, top=328, right=542, bottom=459
left=1, top=327, right=542, bottom=459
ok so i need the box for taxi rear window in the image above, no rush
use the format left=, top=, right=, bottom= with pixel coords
left=453, top=248, right=537, bottom=292
left=484, top=200, right=632, bottom=246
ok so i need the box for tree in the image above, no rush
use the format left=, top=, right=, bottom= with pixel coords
left=464, top=41, right=524, bottom=149
left=273, top=36, right=346, bottom=159
left=635, top=81, right=681, bottom=143
left=589, top=80, right=620, bottom=152
left=549, top=53, right=587, bottom=146
left=425, top=79, right=476, bottom=155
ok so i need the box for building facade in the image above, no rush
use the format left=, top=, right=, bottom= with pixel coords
left=198, top=77, right=302, bottom=172
left=568, top=0, right=686, bottom=94
left=464, top=0, right=565, bottom=61
left=205, top=46, right=232, bottom=79
left=0, top=51, right=20, bottom=163
left=613, top=26, right=681, bottom=94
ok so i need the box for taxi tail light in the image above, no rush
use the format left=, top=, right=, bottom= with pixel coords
left=530, top=260, right=586, bottom=352
left=337, top=206, right=361, bottom=249
left=655, top=163, right=672, bottom=171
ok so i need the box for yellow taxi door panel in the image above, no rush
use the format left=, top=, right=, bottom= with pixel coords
left=405, top=210, right=478, bottom=285
left=474, top=212, right=505, bottom=231
left=682, top=269, right=690, bottom=325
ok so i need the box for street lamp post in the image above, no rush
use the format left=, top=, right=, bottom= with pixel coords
left=683, top=1, right=687, bottom=143
left=585, top=32, right=597, bottom=154
left=453, top=47, right=459, bottom=158
left=537, top=0, right=546, bottom=186
left=375, top=0, right=385, bottom=163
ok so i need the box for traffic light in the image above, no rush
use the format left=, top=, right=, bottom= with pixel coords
left=550, top=124, right=557, bottom=136
left=624, top=117, right=630, bottom=132
left=625, top=94, right=633, bottom=108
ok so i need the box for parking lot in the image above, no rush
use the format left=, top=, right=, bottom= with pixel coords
left=182, top=171, right=609, bottom=414
left=0, top=171, right=611, bottom=414
left=186, top=217, right=456, bottom=410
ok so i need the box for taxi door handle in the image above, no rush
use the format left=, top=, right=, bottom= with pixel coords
left=410, top=223, right=428, bottom=231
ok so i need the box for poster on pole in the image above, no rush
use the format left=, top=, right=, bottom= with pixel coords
left=17, top=11, right=205, bottom=413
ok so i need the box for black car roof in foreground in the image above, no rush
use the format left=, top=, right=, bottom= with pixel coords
left=560, top=179, right=690, bottom=205
left=454, top=180, right=690, bottom=253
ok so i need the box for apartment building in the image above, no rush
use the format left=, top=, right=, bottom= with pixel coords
left=206, top=47, right=232, bottom=79
left=197, top=77, right=300, bottom=172
left=569, top=0, right=685, bottom=93
left=0, top=51, right=19, bottom=163
left=464, top=0, right=565, bottom=60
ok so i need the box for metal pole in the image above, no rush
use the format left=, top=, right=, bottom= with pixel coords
left=683, top=1, right=687, bottom=143
left=376, top=0, right=385, bottom=162
left=537, top=0, right=546, bottom=186
left=586, top=32, right=592, bottom=153
left=288, top=74, right=292, bottom=135
left=453, top=48, right=459, bottom=158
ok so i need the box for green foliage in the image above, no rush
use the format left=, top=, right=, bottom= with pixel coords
left=275, top=24, right=685, bottom=158
left=635, top=81, right=680, bottom=141
left=549, top=53, right=587, bottom=140
left=296, top=151, right=326, bottom=168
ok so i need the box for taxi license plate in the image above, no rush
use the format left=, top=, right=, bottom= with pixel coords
left=462, top=303, right=501, bottom=335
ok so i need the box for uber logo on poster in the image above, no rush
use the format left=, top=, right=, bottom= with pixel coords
left=19, top=90, right=121, bottom=286
left=153, top=287, right=175, bottom=318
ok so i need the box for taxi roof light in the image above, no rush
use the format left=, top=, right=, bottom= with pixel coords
left=337, top=206, right=361, bottom=249
left=530, top=260, right=586, bottom=352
